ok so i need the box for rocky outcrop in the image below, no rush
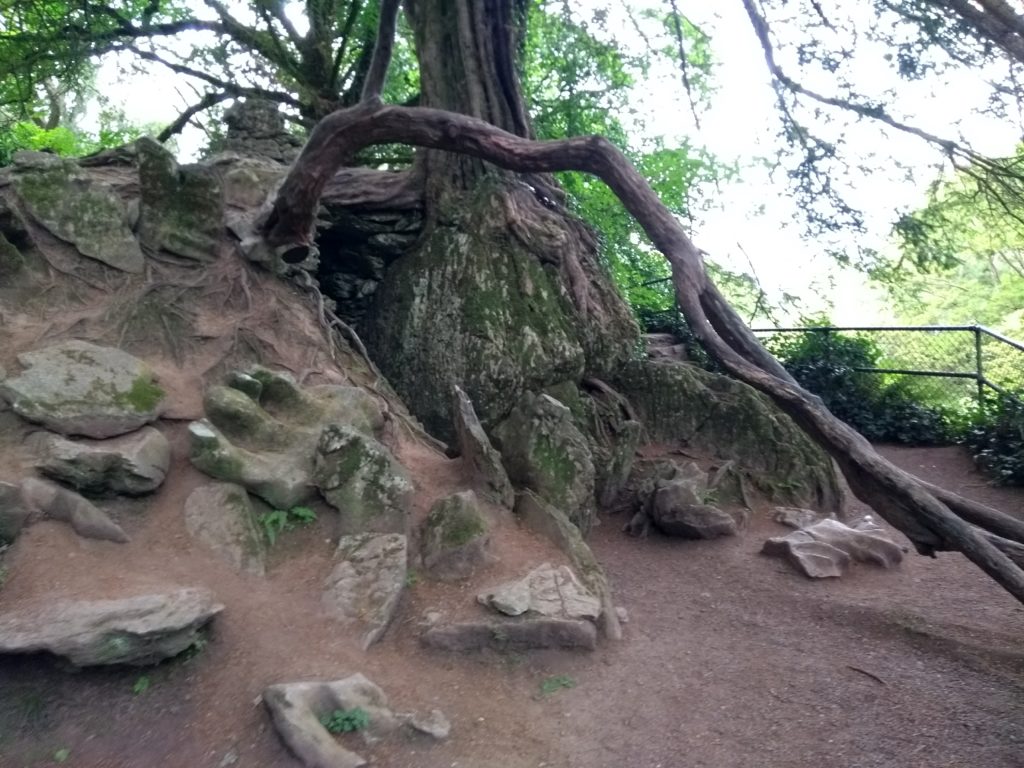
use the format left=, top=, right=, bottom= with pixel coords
left=220, top=99, right=304, bottom=163
left=452, top=386, right=514, bottom=508
left=0, top=587, right=222, bottom=666
left=28, top=426, right=170, bottom=496
left=314, top=426, right=411, bottom=534
left=263, top=674, right=449, bottom=768
left=477, top=563, right=600, bottom=621
left=420, top=491, right=492, bottom=581
left=614, top=359, right=843, bottom=512
left=763, top=517, right=904, bottom=578
left=0, top=341, right=165, bottom=438
left=184, top=483, right=266, bottom=576
left=493, top=392, right=596, bottom=534
left=362, top=180, right=638, bottom=443
left=20, top=477, right=129, bottom=542
left=12, top=156, right=144, bottom=273
left=322, top=533, right=407, bottom=649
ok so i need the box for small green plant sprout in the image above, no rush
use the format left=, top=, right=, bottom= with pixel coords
left=539, top=675, right=576, bottom=697
left=404, top=569, right=419, bottom=587
left=700, top=488, right=719, bottom=506
left=53, top=747, right=71, bottom=763
left=132, top=675, right=151, bottom=695
left=289, top=506, right=317, bottom=524
left=258, top=506, right=318, bottom=545
left=319, top=707, right=370, bottom=734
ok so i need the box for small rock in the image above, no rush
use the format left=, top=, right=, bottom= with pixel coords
left=478, top=564, right=601, bottom=621
left=0, top=587, right=222, bottom=666
left=28, top=426, right=170, bottom=496
left=20, top=477, right=129, bottom=542
left=0, top=341, right=165, bottom=438
left=322, top=533, right=407, bottom=649
left=762, top=532, right=849, bottom=578
left=452, top=386, right=514, bottom=508
left=421, top=618, right=597, bottom=652
left=263, top=673, right=448, bottom=768
left=773, top=506, right=828, bottom=529
left=420, top=491, right=492, bottom=581
left=615, top=606, right=630, bottom=624
left=184, top=483, right=265, bottom=576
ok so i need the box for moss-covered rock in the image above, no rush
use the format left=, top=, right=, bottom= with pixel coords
left=135, top=137, right=223, bottom=262
left=0, top=340, right=165, bottom=438
left=363, top=179, right=637, bottom=442
left=420, top=490, right=491, bottom=581
left=184, top=482, right=266, bottom=576
left=452, top=386, right=514, bottom=508
left=13, top=161, right=144, bottom=273
left=313, top=425, right=412, bottom=534
left=493, top=392, right=597, bottom=534
left=614, top=360, right=843, bottom=512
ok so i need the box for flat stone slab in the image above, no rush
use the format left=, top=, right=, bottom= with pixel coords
left=322, top=533, right=407, bottom=649
left=0, top=587, right=222, bottom=666
left=184, top=483, right=265, bottom=575
left=1, top=340, right=165, bottom=438
left=421, top=617, right=597, bottom=652
left=28, top=426, right=170, bottom=496
left=477, top=563, right=600, bottom=621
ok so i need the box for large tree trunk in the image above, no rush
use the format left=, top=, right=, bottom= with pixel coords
left=357, top=0, right=637, bottom=441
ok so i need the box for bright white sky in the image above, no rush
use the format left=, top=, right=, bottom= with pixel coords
left=89, top=0, right=1022, bottom=325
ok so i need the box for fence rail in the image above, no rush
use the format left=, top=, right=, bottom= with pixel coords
left=750, top=324, right=1024, bottom=408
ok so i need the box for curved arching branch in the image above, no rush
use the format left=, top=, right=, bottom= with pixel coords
left=263, top=102, right=1024, bottom=605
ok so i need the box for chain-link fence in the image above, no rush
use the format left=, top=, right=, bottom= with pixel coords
left=750, top=325, right=1024, bottom=410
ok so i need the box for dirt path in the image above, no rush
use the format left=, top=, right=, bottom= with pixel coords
left=2, top=445, right=1024, bottom=768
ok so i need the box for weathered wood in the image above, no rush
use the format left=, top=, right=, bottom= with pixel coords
left=264, top=103, right=1024, bottom=605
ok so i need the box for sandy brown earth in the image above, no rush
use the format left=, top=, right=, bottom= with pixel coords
left=2, top=442, right=1024, bottom=768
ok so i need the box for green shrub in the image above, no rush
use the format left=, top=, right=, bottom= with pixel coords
left=965, top=394, right=1024, bottom=485
left=320, top=707, right=370, bottom=734
left=764, top=329, right=955, bottom=446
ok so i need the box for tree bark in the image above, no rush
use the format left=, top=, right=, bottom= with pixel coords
left=264, top=103, right=1024, bottom=606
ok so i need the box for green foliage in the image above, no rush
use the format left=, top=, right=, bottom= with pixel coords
left=53, top=747, right=71, bottom=763
left=965, top=394, right=1024, bottom=486
left=0, top=106, right=156, bottom=167
left=257, top=506, right=318, bottom=546
left=319, top=707, right=370, bottom=734
left=538, top=675, right=576, bottom=697
left=765, top=327, right=955, bottom=445
left=521, top=2, right=750, bottom=325
left=132, top=676, right=151, bottom=695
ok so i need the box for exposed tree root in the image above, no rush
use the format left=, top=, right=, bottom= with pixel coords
left=263, top=102, right=1024, bottom=606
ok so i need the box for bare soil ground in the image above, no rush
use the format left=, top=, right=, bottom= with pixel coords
left=2, top=442, right=1024, bottom=768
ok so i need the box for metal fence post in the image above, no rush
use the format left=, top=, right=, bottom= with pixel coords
left=975, top=325, right=984, bottom=409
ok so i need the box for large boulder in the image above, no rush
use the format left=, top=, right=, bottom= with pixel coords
left=313, top=426, right=412, bottom=534
left=452, top=386, right=514, bottom=508
left=493, top=392, right=596, bottom=534
left=362, top=181, right=637, bottom=443
left=27, top=426, right=170, bottom=496
left=0, top=588, right=222, bottom=666
left=12, top=159, right=144, bottom=273
left=614, top=359, right=843, bottom=512
left=184, top=483, right=266, bottom=576
left=420, top=491, right=492, bottom=582
left=322, top=533, right=407, bottom=649
left=0, top=340, right=165, bottom=438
